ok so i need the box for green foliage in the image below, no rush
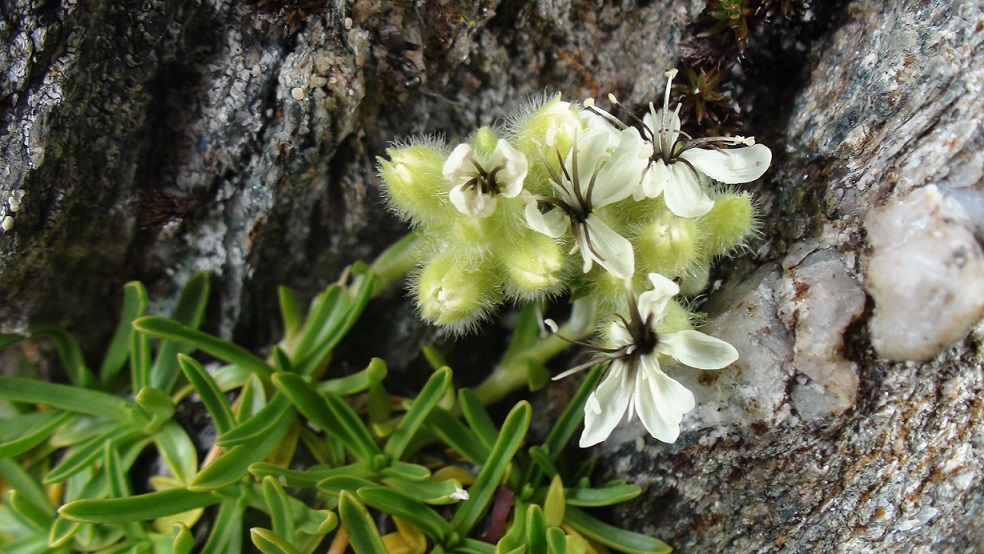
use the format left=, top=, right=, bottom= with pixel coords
left=0, top=249, right=670, bottom=554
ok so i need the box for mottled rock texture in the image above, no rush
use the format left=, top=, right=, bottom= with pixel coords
left=2, top=0, right=982, bottom=551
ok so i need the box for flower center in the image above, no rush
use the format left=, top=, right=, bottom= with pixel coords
left=464, top=160, right=505, bottom=197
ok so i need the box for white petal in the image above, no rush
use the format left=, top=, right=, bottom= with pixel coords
left=488, top=139, right=528, bottom=198
left=608, top=319, right=633, bottom=348
left=636, top=356, right=695, bottom=443
left=663, top=164, right=714, bottom=218
left=641, top=159, right=669, bottom=199
left=565, top=131, right=611, bottom=194
left=525, top=200, right=568, bottom=238
left=656, top=330, right=739, bottom=370
left=450, top=184, right=496, bottom=218
left=583, top=215, right=634, bottom=279
left=680, top=143, right=772, bottom=184
left=580, top=364, right=632, bottom=447
left=591, top=128, right=650, bottom=207
left=580, top=109, right=622, bottom=148
left=636, top=273, right=679, bottom=322
left=444, top=144, right=476, bottom=182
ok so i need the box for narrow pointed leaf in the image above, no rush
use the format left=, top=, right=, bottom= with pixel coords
left=131, top=323, right=153, bottom=393
left=357, top=486, right=453, bottom=543
left=316, top=357, right=388, bottom=396
left=178, top=354, right=235, bottom=436
left=546, top=528, right=567, bottom=554
left=0, top=377, right=133, bottom=421
left=380, top=476, right=464, bottom=505
left=544, top=365, right=603, bottom=460
left=150, top=272, right=211, bottom=391
left=262, top=476, right=294, bottom=539
left=59, top=488, right=221, bottom=523
left=201, top=496, right=246, bottom=554
left=317, top=475, right=378, bottom=497
left=450, top=401, right=531, bottom=536
left=134, top=317, right=272, bottom=381
left=250, top=462, right=373, bottom=488
left=100, top=281, right=148, bottom=384
left=427, top=407, right=489, bottom=466
left=563, top=506, right=671, bottom=554
left=565, top=483, right=641, bottom=507
left=458, top=389, right=498, bottom=452
left=217, top=393, right=292, bottom=447
left=172, top=523, right=195, bottom=554
left=273, top=373, right=381, bottom=461
left=456, top=539, right=497, bottom=554
left=386, top=367, right=451, bottom=460
left=251, top=528, right=301, bottom=554
left=526, top=504, right=548, bottom=554
left=189, top=406, right=293, bottom=491
left=9, top=490, right=52, bottom=531
left=48, top=517, right=82, bottom=548
left=339, top=491, right=387, bottom=554
left=294, top=271, right=376, bottom=376
left=135, top=386, right=175, bottom=425
left=0, top=411, right=71, bottom=458
left=152, top=421, right=198, bottom=485
left=45, top=426, right=143, bottom=484
left=278, top=286, right=303, bottom=340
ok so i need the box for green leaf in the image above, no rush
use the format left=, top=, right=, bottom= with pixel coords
left=458, top=389, right=498, bottom=452
left=368, top=231, right=422, bottom=295
left=289, top=286, right=344, bottom=363
left=357, top=486, right=454, bottom=544
left=249, top=462, right=372, bottom=489
left=273, top=373, right=381, bottom=461
left=450, top=401, right=531, bottom=537
left=251, top=528, right=301, bottom=554
left=48, top=517, right=82, bottom=548
left=178, top=354, right=236, bottom=436
left=294, top=270, right=376, bottom=376
left=278, top=286, right=303, bottom=340
left=385, top=367, right=451, bottom=460
left=426, top=407, right=489, bottom=466
left=59, top=488, right=221, bottom=523
left=563, top=506, right=672, bottom=554
left=272, top=346, right=293, bottom=373
left=380, top=461, right=430, bottom=482
left=495, top=501, right=527, bottom=554
left=543, top=365, right=602, bottom=462
left=171, top=523, right=195, bottom=554
left=237, top=373, right=267, bottom=421
left=545, top=528, right=567, bottom=554
left=565, top=483, right=641, bottom=507
left=152, top=421, right=199, bottom=485
left=0, top=460, right=49, bottom=515
left=45, top=425, right=143, bottom=484
left=136, top=386, right=175, bottom=426
left=201, top=496, right=246, bottom=554
left=131, top=321, right=153, bottom=394
left=105, top=443, right=147, bottom=539
left=317, top=475, right=378, bottom=497
left=0, top=376, right=135, bottom=422
left=217, top=393, right=292, bottom=447
left=149, top=272, right=211, bottom=391
left=316, top=357, right=388, bottom=396
left=380, top=475, right=463, bottom=505
left=100, top=281, right=148, bottom=385
left=28, top=323, right=96, bottom=387
left=338, top=491, right=387, bottom=554
left=0, top=410, right=71, bottom=458
left=9, top=490, right=52, bottom=532
left=134, top=317, right=273, bottom=381
left=526, top=362, right=551, bottom=392
left=295, top=508, right=338, bottom=537
left=526, top=504, right=548, bottom=554
left=0, top=333, right=24, bottom=350
left=455, top=539, right=497, bottom=554
left=543, top=475, right=565, bottom=528
left=262, top=476, right=294, bottom=539
left=188, top=405, right=293, bottom=491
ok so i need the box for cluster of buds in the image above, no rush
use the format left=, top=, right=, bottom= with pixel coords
left=379, top=71, right=770, bottom=334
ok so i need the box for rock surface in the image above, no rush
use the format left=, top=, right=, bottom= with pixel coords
left=2, top=0, right=983, bottom=552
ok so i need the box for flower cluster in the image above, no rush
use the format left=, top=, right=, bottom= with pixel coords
left=378, top=72, right=771, bottom=444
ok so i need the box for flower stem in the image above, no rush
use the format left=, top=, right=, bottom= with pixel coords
left=472, top=298, right=597, bottom=406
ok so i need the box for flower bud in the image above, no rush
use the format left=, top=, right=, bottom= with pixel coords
left=698, top=191, right=755, bottom=256
left=636, top=212, right=701, bottom=279
left=496, top=229, right=566, bottom=300
left=415, top=250, right=501, bottom=333
left=378, top=143, right=452, bottom=227
left=471, top=126, right=499, bottom=158
left=509, top=95, right=582, bottom=194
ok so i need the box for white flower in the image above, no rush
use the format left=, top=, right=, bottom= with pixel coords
left=524, top=128, right=651, bottom=280
left=555, top=273, right=739, bottom=447
left=586, top=71, right=772, bottom=218
left=444, top=139, right=528, bottom=218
